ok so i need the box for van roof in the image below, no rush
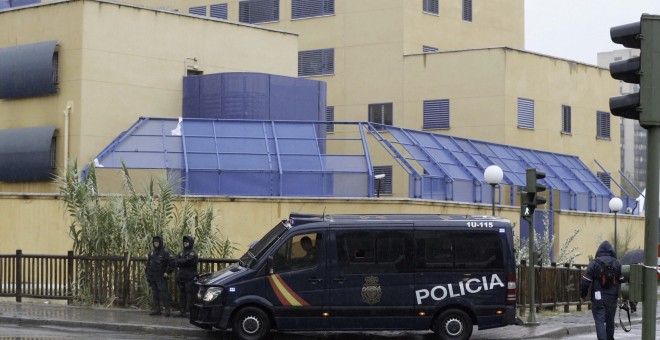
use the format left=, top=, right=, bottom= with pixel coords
left=289, top=213, right=511, bottom=226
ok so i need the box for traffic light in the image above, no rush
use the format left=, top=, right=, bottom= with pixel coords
left=609, top=14, right=660, bottom=127
left=524, top=168, right=546, bottom=216
left=621, top=264, right=643, bottom=302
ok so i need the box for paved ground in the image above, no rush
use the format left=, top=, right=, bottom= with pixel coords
left=0, top=300, right=657, bottom=339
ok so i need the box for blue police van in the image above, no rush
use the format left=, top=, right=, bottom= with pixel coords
left=190, top=214, right=517, bottom=340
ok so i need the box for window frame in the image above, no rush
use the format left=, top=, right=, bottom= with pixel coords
left=189, top=5, right=207, bottom=16
left=291, top=0, right=334, bottom=20
left=373, top=165, right=393, bottom=196
left=210, top=3, right=229, bottom=19
left=326, top=106, right=335, bottom=133
left=462, top=0, right=472, bottom=22
left=368, top=102, right=393, bottom=130
left=298, top=48, right=335, bottom=77
left=423, top=0, right=439, bottom=15
left=239, top=0, right=280, bottom=24
left=423, top=99, right=450, bottom=129
left=561, top=105, right=572, bottom=134
left=597, top=110, right=611, bottom=139
left=517, top=98, right=535, bottom=129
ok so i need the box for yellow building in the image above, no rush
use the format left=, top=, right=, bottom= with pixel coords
left=0, top=0, right=640, bottom=263
left=138, top=0, right=619, bottom=181
left=0, top=0, right=298, bottom=193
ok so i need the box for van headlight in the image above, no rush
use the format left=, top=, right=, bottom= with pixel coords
left=202, top=287, right=224, bottom=302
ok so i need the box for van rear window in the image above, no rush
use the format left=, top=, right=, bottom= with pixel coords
left=415, top=231, right=503, bottom=271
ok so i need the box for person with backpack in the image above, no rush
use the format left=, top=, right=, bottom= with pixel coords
left=579, top=240, right=624, bottom=340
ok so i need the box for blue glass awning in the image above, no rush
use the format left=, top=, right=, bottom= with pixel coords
left=370, top=124, right=613, bottom=212
left=92, top=118, right=372, bottom=197
left=91, top=118, right=615, bottom=212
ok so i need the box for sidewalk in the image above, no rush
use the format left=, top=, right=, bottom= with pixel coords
left=0, top=300, right=656, bottom=339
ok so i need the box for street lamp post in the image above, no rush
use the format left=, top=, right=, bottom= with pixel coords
left=609, top=197, right=623, bottom=253
left=484, top=165, right=504, bottom=216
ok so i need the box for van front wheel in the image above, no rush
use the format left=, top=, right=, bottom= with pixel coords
left=233, top=306, right=271, bottom=340
left=434, top=309, right=473, bottom=340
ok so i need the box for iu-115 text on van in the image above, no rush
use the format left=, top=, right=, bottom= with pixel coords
left=190, top=214, right=517, bottom=340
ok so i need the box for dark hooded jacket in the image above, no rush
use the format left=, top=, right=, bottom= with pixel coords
left=146, top=235, right=171, bottom=279
left=579, top=241, right=623, bottom=304
left=175, top=235, right=198, bottom=282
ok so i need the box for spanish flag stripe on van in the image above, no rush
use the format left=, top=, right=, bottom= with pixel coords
left=268, top=274, right=310, bottom=306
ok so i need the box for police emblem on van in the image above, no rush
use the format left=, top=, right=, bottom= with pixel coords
left=361, top=276, right=382, bottom=305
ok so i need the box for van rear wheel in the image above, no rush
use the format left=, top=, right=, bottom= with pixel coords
left=233, top=306, right=271, bottom=340
left=434, top=309, right=473, bottom=340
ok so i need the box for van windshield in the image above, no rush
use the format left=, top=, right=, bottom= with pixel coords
left=238, top=221, right=289, bottom=268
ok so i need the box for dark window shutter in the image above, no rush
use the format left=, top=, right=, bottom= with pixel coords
left=518, top=98, right=534, bottom=129
left=298, top=48, right=334, bottom=76
left=189, top=5, right=207, bottom=16
left=239, top=0, right=280, bottom=24
left=373, top=166, right=393, bottom=195
left=210, top=3, right=228, bottom=19
left=597, top=111, right=611, bottom=139
left=292, top=0, right=334, bottom=19
left=562, top=105, right=572, bottom=133
left=423, top=0, right=439, bottom=15
left=462, top=0, right=472, bottom=22
left=326, top=106, right=335, bottom=132
left=423, top=99, right=449, bottom=129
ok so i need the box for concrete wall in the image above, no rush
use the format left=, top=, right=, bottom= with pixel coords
left=0, top=193, right=644, bottom=264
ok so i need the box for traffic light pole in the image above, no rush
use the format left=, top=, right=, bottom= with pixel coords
left=642, top=127, right=659, bottom=339
left=526, top=216, right=539, bottom=326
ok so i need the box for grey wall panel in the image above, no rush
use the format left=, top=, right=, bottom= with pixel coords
left=0, top=40, right=58, bottom=99
left=0, top=126, right=55, bottom=182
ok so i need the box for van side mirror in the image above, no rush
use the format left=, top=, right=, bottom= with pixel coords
left=267, top=256, right=274, bottom=275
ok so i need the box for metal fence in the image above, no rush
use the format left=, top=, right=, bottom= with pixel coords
left=0, top=250, right=588, bottom=312
left=0, top=250, right=236, bottom=307
left=517, top=260, right=590, bottom=314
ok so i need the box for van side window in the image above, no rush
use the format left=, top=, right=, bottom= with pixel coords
left=336, top=231, right=413, bottom=274
left=273, top=232, right=321, bottom=273
left=415, top=231, right=503, bottom=271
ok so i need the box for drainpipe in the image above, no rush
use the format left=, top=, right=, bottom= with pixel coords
left=63, top=101, right=73, bottom=168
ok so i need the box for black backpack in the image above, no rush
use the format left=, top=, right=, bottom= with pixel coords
left=594, top=258, right=618, bottom=289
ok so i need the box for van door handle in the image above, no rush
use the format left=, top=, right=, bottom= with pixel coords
left=333, top=277, right=346, bottom=284
left=309, top=277, right=322, bottom=284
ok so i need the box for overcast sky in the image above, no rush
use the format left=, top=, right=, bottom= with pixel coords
left=525, top=0, right=660, bottom=65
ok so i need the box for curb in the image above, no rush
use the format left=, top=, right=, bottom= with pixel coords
left=0, top=315, right=207, bottom=338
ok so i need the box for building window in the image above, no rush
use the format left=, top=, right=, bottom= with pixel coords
left=373, top=166, right=393, bottom=195
left=210, top=3, right=228, bottom=19
left=597, top=172, right=611, bottom=188
left=423, top=0, right=439, bottom=15
left=368, top=103, right=393, bottom=130
left=239, top=0, right=279, bottom=24
left=52, top=51, right=59, bottom=85
left=298, top=48, right=334, bottom=77
left=423, top=99, right=449, bottom=129
left=517, top=98, right=534, bottom=129
left=561, top=105, right=571, bottom=134
left=292, top=0, right=334, bottom=19
left=423, top=45, right=438, bottom=53
left=189, top=5, right=207, bottom=16
left=326, top=106, right=335, bottom=133
left=462, top=0, right=472, bottom=22
left=597, top=111, right=611, bottom=139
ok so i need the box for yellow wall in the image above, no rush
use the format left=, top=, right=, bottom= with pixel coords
left=0, top=0, right=298, bottom=193
left=0, top=194, right=643, bottom=265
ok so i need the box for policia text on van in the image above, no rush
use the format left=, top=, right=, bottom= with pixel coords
left=190, top=214, right=517, bottom=340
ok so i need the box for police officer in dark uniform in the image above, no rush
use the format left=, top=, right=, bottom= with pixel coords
left=146, top=235, right=172, bottom=317
left=174, top=235, right=198, bottom=317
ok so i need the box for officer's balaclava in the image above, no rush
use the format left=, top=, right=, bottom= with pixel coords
left=153, top=235, right=163, bottom=250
